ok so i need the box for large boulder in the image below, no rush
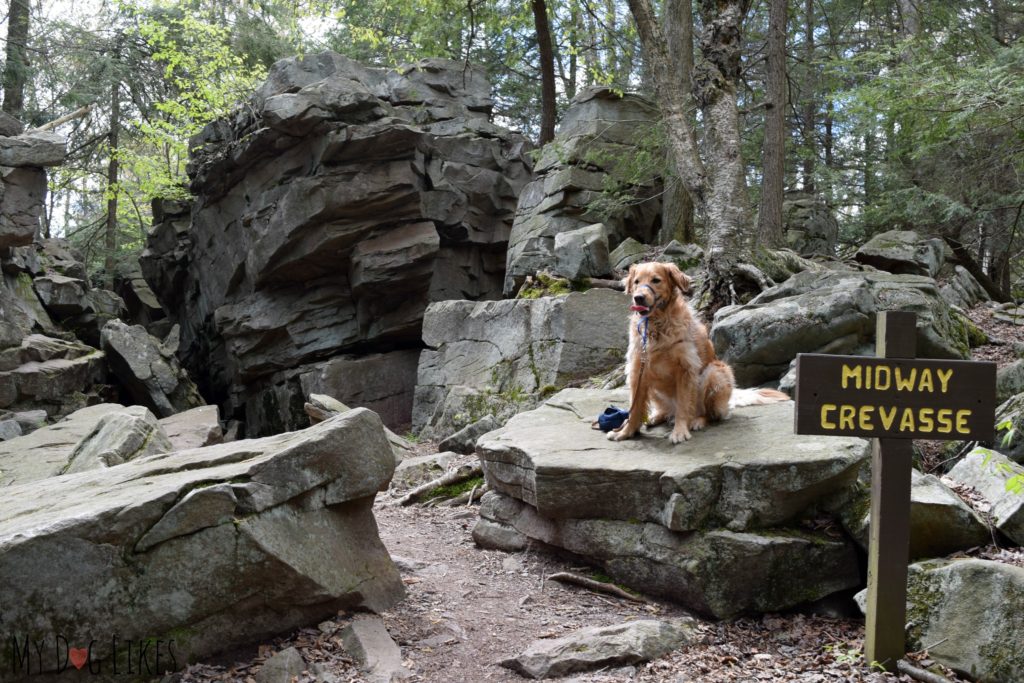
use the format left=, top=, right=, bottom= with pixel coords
left=948, top=447, right=1024, bottom=545
left=0, top=333, right=106, bottom=417
left=100, top=319, right=204, bottom=418
left=0, top=407, right=405, bottom=678
left=904, top=559, right=1024, bottom=683
left=711, top=268, right=971, bottom=386
left=503, top=87, right=663, bottom=295
left=140, top=52, right=532, bottom=436
left=412, top=289, right=629, bottom=439
left=63, top=404, right=172, bottom=474
left=472, top=388, right=867, bottom=618
left=855, top=229, right=946, bottom=277
left=783, top=192, right=838, bottom=257
left=840, top=469, right=990, bottom=559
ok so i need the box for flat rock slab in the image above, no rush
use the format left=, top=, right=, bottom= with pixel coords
left=501, top=619, right=697, bottom=679
left=0, top=407, right=404, bottom=678
left=478, top=388, right=870, bottom=532
left=0, top=403, right=127, bottom=486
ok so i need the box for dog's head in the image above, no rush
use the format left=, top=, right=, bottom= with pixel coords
left=624, top=262, right=692, bottom=316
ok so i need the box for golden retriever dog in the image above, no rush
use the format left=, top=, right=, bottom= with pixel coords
left=608, top=261, right=789, bottom=444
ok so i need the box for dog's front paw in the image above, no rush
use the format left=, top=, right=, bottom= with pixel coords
left=689, top=416, right=708, bottom=431
left=607, top=428, right=629, bottom=442
left=669, top=427, right=692, bottom=444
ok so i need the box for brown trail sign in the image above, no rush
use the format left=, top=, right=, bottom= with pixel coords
left=794, top=311, right=996, bottom=670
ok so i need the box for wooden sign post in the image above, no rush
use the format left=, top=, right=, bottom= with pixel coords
left=794, top=311, right=996, bottom=670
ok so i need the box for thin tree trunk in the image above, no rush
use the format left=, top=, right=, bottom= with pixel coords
left=628, top=0, right=761, bottom=313
left=801, top=0, right=815, bottom=192
left=660, top=0, right=695, bottom=244
left=756, top=0, right=787, bottom=247
left=105, top=80, right=120, bottom=287
left=2, top=0, right=31, bottom=117
left=532, top=0, right=558, bottom=145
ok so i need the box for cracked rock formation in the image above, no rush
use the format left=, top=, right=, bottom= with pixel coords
left=0, top=407, right=404, bottom=679
left=140, top=52, right=532, bottom=436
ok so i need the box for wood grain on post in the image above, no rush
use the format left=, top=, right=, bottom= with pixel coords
left=864, top=311, right=915, bottom=670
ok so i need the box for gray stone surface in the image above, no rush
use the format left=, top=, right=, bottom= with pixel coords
left=994, top=391, right=1024, bottom=463
left=479, top=389, right=868, bottom=530
left=255, top=647, right=307, bottom=683
left=472, top=388, right=867, bottom=618
left=904, top=559, right=1024, bottom=683
left=341, top=615, right=411, bottom=683
left=413, top=289, right=628, bottom=439
left=0, top=166, right=47, bottom=248
left=840, top=469, right=990, bottom=559
left=948, top=447, right=1024, bottom=545
left=0, top=333, right=106, bottom=415
left=0, top=403, right=128, bottom=486
left=101, top=319, right=204, bottom=418
left=711, top=268, right=971, bottom=386
left=299, top=350, right=421, bottom=431
left=500, top=619, right=697, bottom=679
left=553, top=222, right=611, bottom=280
left=997, top=359, right=1024, bottom=403
left=0, top=130, right=67, bottom=167
left=783, top=193, right=838, bottom=257
left=855, top=229, right=945, bottom=277
left=475, top=490, right=860, bottom=619
left=158, top=404, right=223, bottom=451
left=438, top=415, right=498, bottom=454
left=305, top=393, right=415, bottom=463
left=64, top=405, right=172, bottom=474
left=392, top=452, right=458, bottom=491
left=939, top=265, right=989, bottom=310
left=0, top=418, right=22, bottom=440
left=504, top=87, right=662, bottom=295
left=609, top=237, right=646, bottom=271
left=140, top=52, right=532, bottom=436
left=0, top=408, right=405, bottom=675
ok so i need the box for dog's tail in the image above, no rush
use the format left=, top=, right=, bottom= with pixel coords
left=729, top=387, right=791, bottom=408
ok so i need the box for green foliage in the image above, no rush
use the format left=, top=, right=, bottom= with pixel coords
left=978, top=443, right=1024, bottom=496
left=425, top=475, right=485, bottom=501
left=128, top=7, right=268, bottom=201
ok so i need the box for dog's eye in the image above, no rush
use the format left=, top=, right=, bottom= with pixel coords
left=651, top=277, right=661, bottom=284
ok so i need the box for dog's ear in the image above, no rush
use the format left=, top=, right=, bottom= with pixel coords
left=667, top=263, right=692, bottom=295
left=623, top=264, right=636, bottom=294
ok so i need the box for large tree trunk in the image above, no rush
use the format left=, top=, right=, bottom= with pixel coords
left=756, top=0, right=787, bottom=247
left=660, top=0, right=695, bottom=244
left=801, top=0, right=815, bottom=192
left=105, top=80, right=120, bottom=288
left=2, top=0, right=31, bottom=117
left=532, top=0, right=557, bottom=145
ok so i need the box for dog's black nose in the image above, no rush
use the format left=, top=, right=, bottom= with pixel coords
left=633, top=294, right=646, bottom=304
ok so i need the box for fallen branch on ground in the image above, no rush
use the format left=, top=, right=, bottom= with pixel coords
left=547, top=571, right=654, bottom=604
left=304, top=403, right=336, bottom=424
left=443, top=482, right=489, bottom=506
left=396, top=463, right=483, bottom=506
left=897, top=660, right=954, bottom=683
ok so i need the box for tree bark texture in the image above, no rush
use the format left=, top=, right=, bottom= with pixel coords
left=532, top=0, right=558, bottom=145
left=756, top=0, right=787, bottom=247
left=2, top=0, right=31, bottom=117
left=105, top=80, right=120, bottom=287
left=628, top=0, right=755, bottom=312
left=660, top=0, right=695, bottom=244
left=801, top=0, right=816, bottom=192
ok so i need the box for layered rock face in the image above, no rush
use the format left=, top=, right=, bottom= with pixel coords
left=141, top=52, right=533, bottom=436
left=0, top=407, right=404, bottom=679
left=504, top=88, right=663, bottom=295
left=474, top=389, right=868, bottom=618
left=412, top=289, right=629, bottom=439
